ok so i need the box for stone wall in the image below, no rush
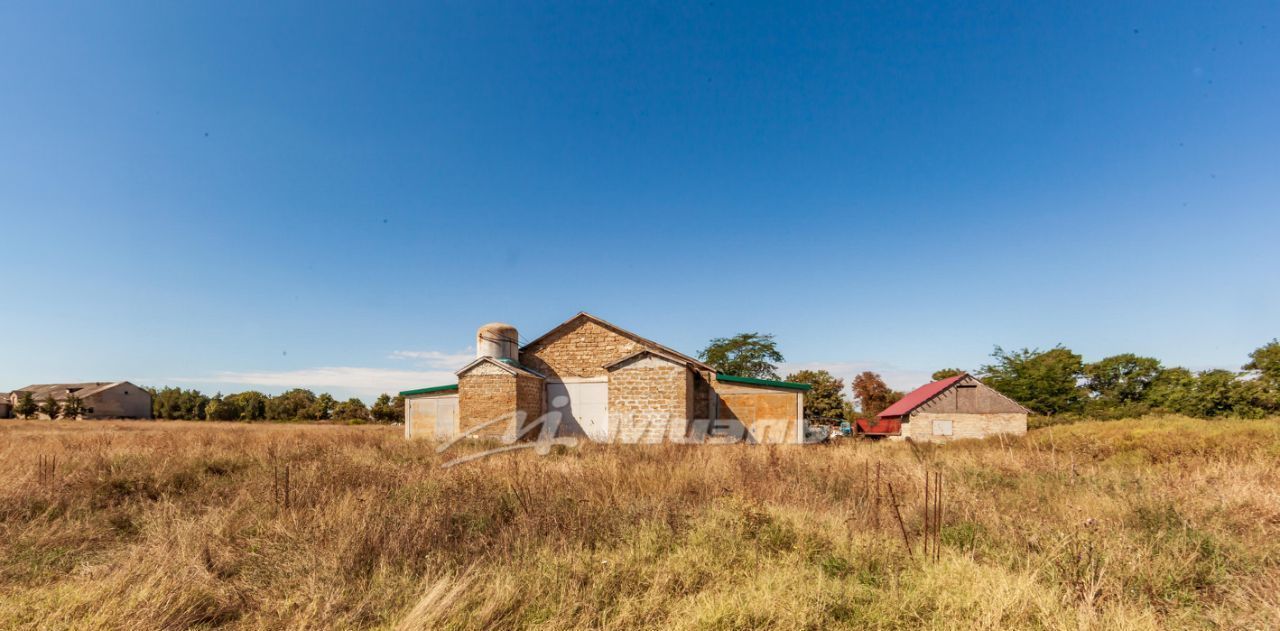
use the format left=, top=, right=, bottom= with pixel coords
left=712, top=380, right=803, bottom=444
left=608, top=354, right=689, bottom=443
left=904, top=412, right=1027, bottom=443
left=515, top=373, right=545, bottom=434
left=521, top=319, right=644, bottom=380
left=458, top=362, right=519, bottom=439
left=691, top=371, right=714, bottom=421
left=84, top=385, right=153, bottom=419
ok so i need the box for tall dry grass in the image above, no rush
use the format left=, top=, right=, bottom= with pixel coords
left=1, top=416, right=1278, bottom=629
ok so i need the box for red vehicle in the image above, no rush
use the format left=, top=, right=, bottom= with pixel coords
left=855, top=417, right=901, bottom=437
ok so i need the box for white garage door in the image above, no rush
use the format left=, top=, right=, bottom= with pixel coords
left=434, top=398, right=458, bottom=439
left=407, top=396, right=459, bottom=440
left=546, top=381, right=609, bottom=441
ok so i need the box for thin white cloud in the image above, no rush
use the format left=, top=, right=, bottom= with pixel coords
left=389, top=349, right=473, bottom=369
left=168, top=366, right=456, bottom=398
left=163, top=348, right=473, bottom=398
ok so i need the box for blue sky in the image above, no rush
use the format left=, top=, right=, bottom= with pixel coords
left=2, top=1, right=1277, bottom=400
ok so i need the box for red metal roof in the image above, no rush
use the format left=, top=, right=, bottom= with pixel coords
left=876, top=374, right=967, bottom=419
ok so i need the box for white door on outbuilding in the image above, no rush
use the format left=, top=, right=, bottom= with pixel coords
left=434, top=397, right=458, bottom=439
left=408, top=396, right=459, bottom=440
left=546, top=381, right=609, bottom=441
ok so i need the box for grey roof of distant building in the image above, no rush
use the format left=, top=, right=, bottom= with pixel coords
left=13, top=382, right=138, bottom=400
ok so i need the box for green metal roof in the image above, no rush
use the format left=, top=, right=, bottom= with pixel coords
left=715, top=374, right=812, bottom=391
left=399, top=384, right=459, bottom=396
left=498, top=357, right=544, bottom=376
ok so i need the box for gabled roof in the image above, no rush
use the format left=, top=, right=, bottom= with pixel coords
left=604, top=348, right=689, bottom=370
left=521, top=312, right=713, bottom=371
left=876, top=374, right=967, bottom=419
left=13, top=382, right=135, bottom=400
left=455, top=356, right=545, bottom=379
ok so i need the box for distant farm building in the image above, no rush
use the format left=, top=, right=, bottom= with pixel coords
left=8, top=382, right=153, bottom=420
left=0, top=394, right=9, bottom=419
left=401, top=313, right=810, bottom=444
left=874, top=373, right=1027, bottom=442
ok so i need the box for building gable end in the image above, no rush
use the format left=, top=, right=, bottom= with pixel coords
left=456, top=357, right=519, bottom=378
left=605, top=349, right=687, bottom=372
left=521, top=312, right=711, bottom=372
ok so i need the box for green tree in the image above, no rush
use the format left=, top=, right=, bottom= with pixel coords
left=149, top=387, right=172, bottom=418
left=333, top=398, right=370, bottom=422
left=1187, top=369, right=1240, bottom=418
left=15, top=392, right=38, bottom=419
left=1244, top=339, right=1280, bottom=388
left=186, top=389, right=210, bottom=419
left=62, top=394, right=85, bottom=419
left=1147, top=367, right=1198, bottom=415
left=205, top=394, right=244, bottom=421
left=370, top=393, right=400, bottom=423
left=852, top=371, right=903, bottom=417
left=698, top=332, right=784, bottom=380
left=1241, top=340, right=1280, bottom=417
left=1227, top=377, right=1276, bottom=419
left=931, top=368, right=965, bottom=381
left=226, top=391, right=268, bottom=421
left=302, top=393, right=336, bottom=421
left=150, top=387, right=209, bottom=420
left=40, top=395, right=61, bottom=420
left=1083, top=353, right=1162, bottom=417
left=266, top=389, right=317, bottom=420
left=784, top=370, right=852, bottom=421
left=1146, top=368, right=1271, bottom=419
left=980, top=345, right=1084, bottom=415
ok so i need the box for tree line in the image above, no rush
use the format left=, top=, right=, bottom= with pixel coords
left=149, top=388, right=406, bottom=423
left=971, top=341, right=1280, bottom=419
left=13, top=336, right=1277, bottom=423
left=10, top=387, right=406, bottom=422
left=698, top=333, right=1280, bottom=421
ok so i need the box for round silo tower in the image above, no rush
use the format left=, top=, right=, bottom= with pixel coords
left=476, top=322, right=519, bottom=362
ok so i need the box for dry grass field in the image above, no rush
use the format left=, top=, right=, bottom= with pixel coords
left=1, top=416, right=1278, bottom=630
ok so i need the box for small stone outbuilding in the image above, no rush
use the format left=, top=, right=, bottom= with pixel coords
left=403, top=313, right=810, bottom=444
left=876, top=373, right=1028, bottom=442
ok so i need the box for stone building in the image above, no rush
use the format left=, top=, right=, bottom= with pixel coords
left=8, top=382, right=153, bottom=420
left=876, top=373, right=1028, bottom=442
left=402, top=313, right=810, bottom=444
left=0, top=394, right=10, bottom=419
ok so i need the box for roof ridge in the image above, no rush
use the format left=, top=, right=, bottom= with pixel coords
left=519, top=312, right=712, bottom=371
left=604, top=347, right=689, bottom=369
left=456, top=355, right=545, bottom=379
left=876, top=373, right=968, bottom=418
